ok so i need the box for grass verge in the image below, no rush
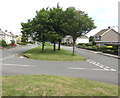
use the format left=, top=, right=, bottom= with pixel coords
left=23, top=45, right=85, bottom=61
left=2, top=75, right=118, bottom=96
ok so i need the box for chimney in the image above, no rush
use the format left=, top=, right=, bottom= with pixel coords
left=108, top=26, right=111, bottom=29
left=5, top=30, right=7, bottom=32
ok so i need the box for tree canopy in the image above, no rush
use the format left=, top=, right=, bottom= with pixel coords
left=21, top=5, right=96, bottom=54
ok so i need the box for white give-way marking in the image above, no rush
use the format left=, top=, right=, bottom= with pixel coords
left=87, top=59, right=117, bottom=72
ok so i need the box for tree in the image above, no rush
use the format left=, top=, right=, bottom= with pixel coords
left=48, top=31, right=59, bottom=51
left=32, top=8, right=50, bottom=52
left=21, top=20, right=33, bottom=42
left=89, top=36, right=94, bottom=42
left=64, top=7, right=96, bottom=55
left=48, top=4, right=66, bottom=50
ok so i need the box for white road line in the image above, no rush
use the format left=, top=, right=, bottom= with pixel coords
left=110, top=69, right=116, bottom=72
left=67, top=67, right=116, bottom=72
left=67, top=67, right=104, bottom=70
left=1, top=63, right=33, bottom=67
left=1, top=55, right=15, bottom=61
left=104, top=66, right=109, bottom=69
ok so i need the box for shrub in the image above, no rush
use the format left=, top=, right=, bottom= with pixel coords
left=91, top=46, right=99, bottom=51
left=92, top=41, right=96, bottom=45
left=17, top=42, right=27, bottom=45
left=8, top=44, right=17, bottom=46
left=85, top=43, right=93, bottom=46
left=28, top=41, right=34, bottom=44
left=10, top=40, right=15, bottom=45
left=0, top=40, right=8, bottom=47
left=77, top=43, right=85, bottom=45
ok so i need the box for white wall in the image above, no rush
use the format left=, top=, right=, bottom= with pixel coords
left=76, top=38, right=89, bottom=44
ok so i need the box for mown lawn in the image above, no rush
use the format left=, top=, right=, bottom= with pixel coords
left=2, top=75, right=118, bottom=96
left=23, top=45, right=86, bottom=61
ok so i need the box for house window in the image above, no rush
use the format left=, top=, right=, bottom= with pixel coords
left=99, top=36, right=101, bottom=39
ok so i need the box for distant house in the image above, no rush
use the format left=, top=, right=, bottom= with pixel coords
left=0, top=29, right=6, bottom=40
left=62, top=35, right=89, bottom=45
left=93, top=28, right=120, bottom=46
left=76, top=36, right=89, bottom=44
left=16, top=35, right=22, bottom=43
left=0, top=29, right=17, bottom=44
left=62, top=35, right=73, bottom=45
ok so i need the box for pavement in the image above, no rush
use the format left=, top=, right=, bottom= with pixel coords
left=1, top=44, right=119, bottom=85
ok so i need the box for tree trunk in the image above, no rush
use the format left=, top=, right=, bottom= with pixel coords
left=58, top=40, right=61, bottom=50
left=53, top=42, right=56, bottom=51
left=42, top=41, right=45, bottom=52
left=72, top=41, right=75, bottom=55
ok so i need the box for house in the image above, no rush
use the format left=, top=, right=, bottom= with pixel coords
left=0, top=29, right=17, bottom=44
left=76, top=36, right=89, bottom=44
left=62, top=35, right=89, bottom=45
left=16, top=35, right=22, bottom=43
left=93, top=27, right=120, bottom=46
left=62, top=35, right=73, bottom=45
left=0, top=29, right=6, bottom=40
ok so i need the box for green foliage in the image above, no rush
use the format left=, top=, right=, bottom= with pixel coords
left=28, top=41, right=34, bottom=44
left=10, top=40, right=15, bottom=45
left=89, top=36, right=94, bottom=42
left=77, top=43, right=85, bottom=45
left=0, top=40, right=8, bottom=47
left=21, top=36, right=28, bottom=42
left=17, top=42, right=27, bottom=45
left=85, top=43, right=93, bottom=46
left=92, top=41, right=96, bottom=45
left=21, top=5, right=96, bottom=53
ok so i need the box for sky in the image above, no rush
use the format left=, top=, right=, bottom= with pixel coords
left=0, top=0, right=119, bottom=36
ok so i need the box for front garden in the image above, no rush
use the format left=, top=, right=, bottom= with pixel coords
left=0, top=40, right=17, bottom=49
left=0, top=40, right=35, bottom=49
left=76, top=43, right=119, bottom=55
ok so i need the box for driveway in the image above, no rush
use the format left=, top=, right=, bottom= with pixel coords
left=1, top=45, right=119, bottom=85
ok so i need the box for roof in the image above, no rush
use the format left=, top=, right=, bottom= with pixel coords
left=78, top=36, right=88, bottom=39
left=94, top=29, right=120, bottom=37
left=0, top=29, right=6, bottom=35
left=93, top=29, right=109, bottom=37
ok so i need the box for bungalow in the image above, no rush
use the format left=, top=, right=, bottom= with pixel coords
left=93, top=27, right=120, bottom=46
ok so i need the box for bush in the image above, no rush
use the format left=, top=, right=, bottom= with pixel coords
left=0, top=40, right=8, bottom=47
left=28, top=41, right=34, bottom=44
left=17, top=42, right=27, bottom=45
left=85, top=43, right=93, bottom=46
left=8, top=44, right=17, bottom=46
left=92, top=41, right=96, bottom=45
left=10, top=40, right=15, bottom=45
left=77, top=43, right=85, bottom=45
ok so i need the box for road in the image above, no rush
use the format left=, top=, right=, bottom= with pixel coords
left=1, top=44, right=119, bottom=85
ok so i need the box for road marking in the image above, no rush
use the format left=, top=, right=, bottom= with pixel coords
left=87, top=59, right=117, bottom=72
left=67, top=67, right=116, bottom=72
left=1, top=63, right=33, bottom=67
left=1, top=55, right=15, bottom=61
